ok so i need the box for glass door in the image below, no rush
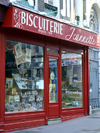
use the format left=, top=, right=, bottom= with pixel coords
left=49, top=58, right=58, bottom=103
left=47, top=57, right=60, bottom=119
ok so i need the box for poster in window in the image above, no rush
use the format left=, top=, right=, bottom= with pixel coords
left=14, top=43, right=25, bottom=65
left=25, top=48, right=31, bottom=62
left=6, top=78, right=13, bottom=88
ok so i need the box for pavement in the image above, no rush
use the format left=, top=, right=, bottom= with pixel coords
left=8, top=110, right=100, bottom=133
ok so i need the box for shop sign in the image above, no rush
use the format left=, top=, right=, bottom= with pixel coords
left=2, top=6, right=100, bottom=48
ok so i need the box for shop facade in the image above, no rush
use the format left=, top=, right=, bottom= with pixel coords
left=0, top=4, right=100, bottom=132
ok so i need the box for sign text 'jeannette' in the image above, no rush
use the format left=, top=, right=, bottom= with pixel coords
left=65, top=27, right=96, bottom=45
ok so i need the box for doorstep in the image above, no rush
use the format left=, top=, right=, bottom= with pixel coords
left=48, top=118, right=61, bottom=125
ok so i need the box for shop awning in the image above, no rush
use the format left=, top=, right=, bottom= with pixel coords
left=1, top=5, right=100, bottom=48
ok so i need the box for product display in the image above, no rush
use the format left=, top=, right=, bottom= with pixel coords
left=27, top=95, right=35, bottom=102
left=36, top=95, right=43, bottom=102
left=62, top=51, right=83, bottom=108
left=32, top=90, right=38, bottom=95
left=5, top=40, right=44, bottom=112
left=13, top=95, right=20, bottom=103
left=9, top=88, right=17, bottom=95
left=37, top=102, right=42, bottom=108
left=6, top=95, right=13, bottom=103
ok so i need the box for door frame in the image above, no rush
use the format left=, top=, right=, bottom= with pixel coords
left=45, top=50, right=61, bottom=119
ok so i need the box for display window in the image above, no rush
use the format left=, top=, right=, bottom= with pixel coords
left=47, top=48, right=58, bottom=53
left=61, top=51, right=83, bottom=108
left=5, top=40, right=44, bottom=112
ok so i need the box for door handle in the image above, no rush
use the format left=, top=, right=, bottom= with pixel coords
left=47, top=85, right=49, bottom=91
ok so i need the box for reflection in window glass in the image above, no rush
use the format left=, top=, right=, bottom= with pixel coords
left=10, top=0, right=34, bottom=9
left=47, top=48, right=58, bottom=53
left=5, top=40, right=44, bottom=112
left=62, top=51, right=83, bottom=108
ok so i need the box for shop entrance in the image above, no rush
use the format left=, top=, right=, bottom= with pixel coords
left=47, top=56, right=60, bottom=119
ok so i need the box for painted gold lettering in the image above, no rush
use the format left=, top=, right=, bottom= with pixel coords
left=50, top=21, right=53, bottom=32
left=26, top=13, right=28, bottom=25
left=21, top=11, right=26, bottom=24
left=60, top=24, right=63, bottom=35
left=43, top=19, right=45, bottom=30
left=33, top=16, right=38, bottom=28
left=29, top=14, right=33, bottom=27
left=39, top=17, right=42, bottom=29
left=85, top=37, right=89, bottom=44
left=65, top=27, right=75, bottom=40
left=46, top=19, right=49, bottom=31
left=78, top=35, right=83, bottom=42
left=58, top=23, right=59, bottom=34
left=81, top=36, right=86, bottom=42
left=73, top=34, right=76, bottom=40
left=74, top=34, right=79, bottom=41
left=54, top=22, right=58, bottom=33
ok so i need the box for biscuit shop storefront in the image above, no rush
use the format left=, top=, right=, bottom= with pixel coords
left=0, top=3, right=100, bottom=132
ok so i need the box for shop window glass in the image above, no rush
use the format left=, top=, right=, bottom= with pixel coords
left=10, top=0, right=34, bottom=9
left=5, top=40, right=44, bottom=112
left=47, top=48, right=58, bottom=53
left=62, top=51, right=83, bottom=108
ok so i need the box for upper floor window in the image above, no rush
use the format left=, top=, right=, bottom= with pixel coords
left=44, top=0, right=58, bottom=17
left=10, top=0, right=35, bottom=9
left=89, top=7, right=99, bottom=33
left=44, top=3, right=57, bottom=17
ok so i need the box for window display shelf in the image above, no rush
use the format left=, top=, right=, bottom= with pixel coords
left=5, top=88, right=44, bottom=112
left=73, top=81, right=82, bottom=82
left=62, top=89, right=82, bottom=92
left=67, top=89, right=82, bottom=92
